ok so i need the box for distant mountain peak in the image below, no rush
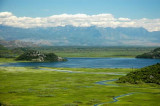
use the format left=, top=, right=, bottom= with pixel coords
left=0, top=25, right=160, bottom=46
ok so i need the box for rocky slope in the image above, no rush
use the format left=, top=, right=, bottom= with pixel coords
left=0, top=39, right=37, bottom=48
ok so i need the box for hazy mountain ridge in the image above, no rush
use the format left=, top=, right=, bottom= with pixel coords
left=0, top=39, right=37, bottom=48
left=0, top=25, right=160, bottom=46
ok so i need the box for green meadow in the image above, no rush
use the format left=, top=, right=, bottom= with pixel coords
left=33, top=46, right=154, bottom=58
left=0, top=66, right=159, bottom=106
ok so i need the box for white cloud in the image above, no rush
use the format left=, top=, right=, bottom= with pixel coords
left=0, top=12, right=13, bottom=18
left=118, top=18, right=131, bottom=21
left=0, top=12, right=160, bottom=32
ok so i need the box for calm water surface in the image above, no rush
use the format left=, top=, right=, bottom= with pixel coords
left=1, top=58, right=160, bottom=68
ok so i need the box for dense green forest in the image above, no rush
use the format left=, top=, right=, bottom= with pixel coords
left=117, top=63, right=160, bottom=84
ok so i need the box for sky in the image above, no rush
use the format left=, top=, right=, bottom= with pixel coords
left=0, top=0, right=160, bottom=31
left=0, top=0, right=160, bottom=19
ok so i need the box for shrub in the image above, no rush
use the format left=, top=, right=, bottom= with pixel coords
left=117, top=63, right=160, bottom=85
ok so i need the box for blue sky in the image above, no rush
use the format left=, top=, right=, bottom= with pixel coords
left=0, top=0, right=160, bottom=19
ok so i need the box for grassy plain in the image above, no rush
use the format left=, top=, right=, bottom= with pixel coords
left=34, top=46, right=155, bottom=57
left=0, top=46, right=155, bottom=58
left=0, top=47, right=159, bottom=105
left=0, top=67, right=159, bottom=106
left=0, top=58, right=29, bottom=65
left=0, top=58, right=15, bottom=63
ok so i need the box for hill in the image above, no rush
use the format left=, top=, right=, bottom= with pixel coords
left=117, top=63, right=160, bottom=84
left=16, top=50, right=67, bottom=62
left=136, top=47, right=160, bottom=59
left=0, top=44, right=13, bottom=58
left=0, top=44, right=34, bottom=58
left=0, top=39, right=37, bottom=48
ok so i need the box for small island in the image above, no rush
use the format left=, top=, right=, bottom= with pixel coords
left=16, top=50, right=67, bottom=62
left=136, top=47, right=160, bottom=59
left=117, top=63, right=160, bottom=85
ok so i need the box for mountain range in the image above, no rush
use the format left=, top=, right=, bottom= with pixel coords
left=0, top=39, right=37, bottom=48
left=0, top=25, right=160, bottom=46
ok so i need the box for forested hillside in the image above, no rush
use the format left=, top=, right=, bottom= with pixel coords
left=117, top=63, right=160, bottom=84
left=136, top=47, right=160, bottom=59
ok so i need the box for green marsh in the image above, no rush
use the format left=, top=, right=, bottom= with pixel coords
left=0, top=67, right=159, bottom=106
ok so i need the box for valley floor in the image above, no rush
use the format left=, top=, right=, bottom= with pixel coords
left=0, top=66, right=160, bottom=106
left=34, top=46, right=154, bottom=58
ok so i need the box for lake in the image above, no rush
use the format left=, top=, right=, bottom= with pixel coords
left=1, top=58, right=160, bottom=68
